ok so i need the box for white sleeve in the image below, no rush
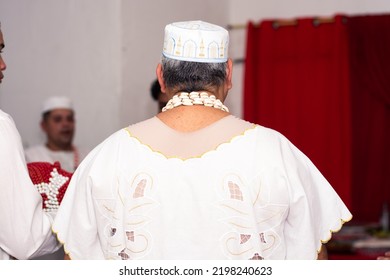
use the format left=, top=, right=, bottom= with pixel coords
left=279, top=135, right=352, bottom=259
left=52, top=141, right=106, bottom=259
left=0, top=112, right=60, bottom=259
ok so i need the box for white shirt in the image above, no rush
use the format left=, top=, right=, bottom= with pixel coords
left=53, top=116, right=352, bottom=260
left=25, top=145, right=84, bottom=173
left=0, top=110, right=60, bottom=260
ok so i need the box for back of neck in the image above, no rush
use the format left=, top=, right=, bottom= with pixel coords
left=157, top=106, right=230, bottom=132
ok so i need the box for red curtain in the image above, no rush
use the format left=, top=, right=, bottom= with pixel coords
left=348, top=15, right=390, bottom=222
left=244, top=14, right=390, bottom=222
left=244, top=16, right=352, bottom=208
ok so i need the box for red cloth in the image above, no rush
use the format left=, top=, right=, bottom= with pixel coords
left=27, top=161, right=73, bottom=210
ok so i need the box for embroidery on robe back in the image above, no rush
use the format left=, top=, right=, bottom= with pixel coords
left=103, top=172, right=158, bottom=260
left=218, top=173, right=287, bottom=259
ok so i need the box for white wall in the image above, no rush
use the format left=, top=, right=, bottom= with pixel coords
left=1, top=0, right=390, bottom=152
left=0, top=0, right=122, bottom=151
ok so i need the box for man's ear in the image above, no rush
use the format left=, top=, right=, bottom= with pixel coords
left=226, top=58, right=233, bottom=90
left=156, top=63, right=166, bottom=93
left=40, top=120, right=47, bottom=133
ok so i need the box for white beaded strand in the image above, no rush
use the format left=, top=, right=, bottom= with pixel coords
left=34, top=168, right=69, bottom=212
left=162, top=91, right=229, bottom=112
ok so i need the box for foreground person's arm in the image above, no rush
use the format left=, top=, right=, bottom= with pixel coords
left=0, top=112, right=59, bottom=259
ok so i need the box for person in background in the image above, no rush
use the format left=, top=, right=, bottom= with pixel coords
left=150, top=78, right=169, bottom=112
left=53, top=20, right=351, bottom=260
left=25, top=96, right=86, bottom=173
left=0, top=22, right=60, bottom=260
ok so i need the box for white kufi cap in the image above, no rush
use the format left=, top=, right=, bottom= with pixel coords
left=162, top=20, right=229, bottom=63
left=42, top=96, right=73, bottom=114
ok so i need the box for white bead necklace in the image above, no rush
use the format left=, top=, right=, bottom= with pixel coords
left=161, top=91, right=229, bottom=112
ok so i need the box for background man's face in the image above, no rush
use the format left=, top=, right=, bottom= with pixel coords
left=42, top=109, right=75, bottom=148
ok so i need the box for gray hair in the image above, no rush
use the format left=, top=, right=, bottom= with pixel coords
left=161, top=56, right=228, bottom=93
